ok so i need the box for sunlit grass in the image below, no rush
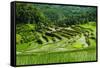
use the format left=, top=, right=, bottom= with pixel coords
left=16, top=48, right=96, bottom=65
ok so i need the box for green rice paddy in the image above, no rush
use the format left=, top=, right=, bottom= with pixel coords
left=16, top=23, right=97, bottom=65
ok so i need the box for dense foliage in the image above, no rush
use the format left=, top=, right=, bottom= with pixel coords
left=16, top=3, right=96, bottom=27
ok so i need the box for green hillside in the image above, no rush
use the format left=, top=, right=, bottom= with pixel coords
left=16, top=3, right=97, bottom=65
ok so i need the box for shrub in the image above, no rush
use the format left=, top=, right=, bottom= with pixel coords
left=16, top=34, right=22, bottom=44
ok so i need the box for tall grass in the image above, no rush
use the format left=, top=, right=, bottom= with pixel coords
left=16, top=48, right=96, bottom=65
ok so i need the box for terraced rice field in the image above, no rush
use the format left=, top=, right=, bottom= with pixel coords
left=16, top=23, right=96, bottom=65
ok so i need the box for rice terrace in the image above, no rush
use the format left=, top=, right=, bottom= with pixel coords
left=15, top=2, right=97, bottom=65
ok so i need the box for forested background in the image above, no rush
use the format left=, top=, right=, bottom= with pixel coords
left=16, top=3, right=97, bottom=26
